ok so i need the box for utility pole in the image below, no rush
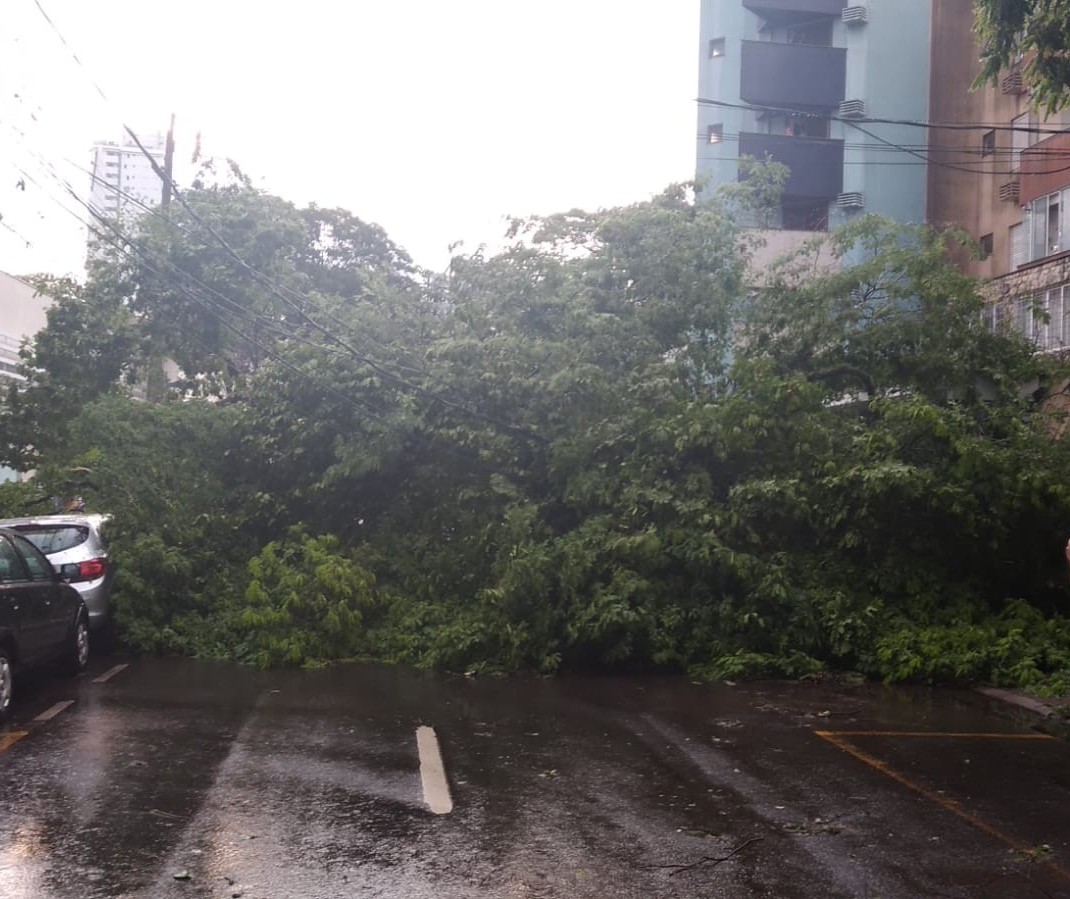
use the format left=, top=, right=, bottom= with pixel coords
left=161, top=113, right=175, bottom=210
left=149, top=113, right=177, bottom=404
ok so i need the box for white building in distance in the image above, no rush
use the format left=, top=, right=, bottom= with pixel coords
left=0, top=271, right=51, bottom=382
left=87, top=131, right=166, bottom=254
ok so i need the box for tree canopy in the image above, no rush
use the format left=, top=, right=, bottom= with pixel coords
left=974, top=0, right=1070, bottom=113
left=4, top=175, right=1070, bottom=692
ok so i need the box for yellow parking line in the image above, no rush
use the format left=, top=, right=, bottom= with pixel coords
left=817, top=731, right=1054, bottom=740
left=0, top=732, right=28, bottom=753
left=816, top=730, right=1070, bottom=883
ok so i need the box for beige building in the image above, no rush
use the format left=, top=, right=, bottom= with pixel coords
left=926, top=0, right=1070, bottom=350
left=0, top=271, right=52, bottom=381
left=0, top=272, right=52, bottom=481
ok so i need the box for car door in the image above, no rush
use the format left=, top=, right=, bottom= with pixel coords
left=0, top=534, right=50, bottom=664
left=10, top=533, right=71, bottom=652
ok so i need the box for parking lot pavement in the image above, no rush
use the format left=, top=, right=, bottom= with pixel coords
left=0, top=660, right=1067, bottom=898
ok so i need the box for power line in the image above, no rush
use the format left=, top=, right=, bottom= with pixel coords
left=696, top=124, right=1070, bottom=178
left=22, top=0, right=511, bottom=434
left=122, top=125, right=549, bottom=445
left=695, top=95, right=1070, bottom=136
left=3, top=139, right=402, bottom=423
left=29, top=0, right=109, bottom=103
left=10, top=105, right=545, bottom=451
left=20, top=0, right=519, bottom=432
left=696, top=131, right=1070, bottom=157
left=843, top=119, right=1070, bottom=179
left=13, top=159, right=396, bottom=426
left=5, top=112, right=439, bottom=396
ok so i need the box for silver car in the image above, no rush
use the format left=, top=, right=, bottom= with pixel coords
left=0, top=514, right=114, bottom=632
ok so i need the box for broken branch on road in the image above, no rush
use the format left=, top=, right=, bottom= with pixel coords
left=639, top=835, right=764, bottom=877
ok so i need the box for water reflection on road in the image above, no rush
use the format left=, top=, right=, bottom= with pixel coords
left=0, top=659, right=1066, bottom=898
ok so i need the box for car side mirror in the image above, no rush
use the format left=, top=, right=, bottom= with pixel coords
left=56, top=563, right=80, bottom=582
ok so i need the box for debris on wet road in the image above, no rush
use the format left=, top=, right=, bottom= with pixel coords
left=0, top=659, right=1067, bottom=898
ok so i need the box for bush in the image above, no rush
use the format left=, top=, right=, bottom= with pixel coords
left=231, top=528, right=379, bottom=667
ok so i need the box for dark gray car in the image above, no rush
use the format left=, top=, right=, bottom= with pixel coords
left=0, top=527, right=89, bottom=719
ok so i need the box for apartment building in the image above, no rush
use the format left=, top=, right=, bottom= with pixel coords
left=926, top=0, right=1070, bottom=353
left=0, top=271, right=52, bottom=481
left=697, top=0, right=1070, bottom=329
left=696, top=0, right=934, bottom=248
left=87, top=132, right=165, bottom=251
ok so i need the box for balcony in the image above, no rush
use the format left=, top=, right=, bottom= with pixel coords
left=740, top=40, right=847, bottom=110
left=1019, top=131, right=1070, bottom=205
left=738, top=133, right=845, bottom=198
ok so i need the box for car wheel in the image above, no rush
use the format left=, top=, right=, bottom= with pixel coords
left=0, top=648, right=12, bottom=721
left=67, top=612, right=90, bottom=675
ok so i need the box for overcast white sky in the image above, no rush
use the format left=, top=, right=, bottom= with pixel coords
left=0, top=1, right=698, bottom=278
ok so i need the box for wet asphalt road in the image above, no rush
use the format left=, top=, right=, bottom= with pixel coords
left=0, top=658, right=1067, bottom=898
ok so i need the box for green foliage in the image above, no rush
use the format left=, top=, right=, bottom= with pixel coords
left=0, top=480, right=50, bottom=517
left=10, top=176, right=1070, bottom=695
left=0, top=275, right=141, bottom=468
left=874, top=600, right=1070, bottom=696
left=235, top=528, right=378, bottom=667
left=973, top=0, right=1070, bottom=114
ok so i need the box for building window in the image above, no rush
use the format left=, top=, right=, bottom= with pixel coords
left=785, top=115, right=830, bottom=138
left=1009, top=222, right=1024, bottom=268
left=786, top=20, right=833, bottom=46
left=707, top=124, right=724, bottom=145
left=709, top=37, right=726, bottom=58
left=981, top=130, right=996, bottom=157
left=979, top=233, right=993, bottom=259
left=1028, top=189, right=1069, bottom=261
left=1011, top=285, right=1070, bottom=351
left=1012, top=112, right=1035, bottom=171
left=981, top=301, right=1004, bottom=333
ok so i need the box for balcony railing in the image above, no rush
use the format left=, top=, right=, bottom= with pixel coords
left=738, top=133, right=845, bottom=198
left=740, top=40, right=847, bottom=110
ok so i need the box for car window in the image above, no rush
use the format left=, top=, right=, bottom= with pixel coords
left=16, top=525, right=89, bottom=554
left=0, top=537, right=27, bottom=584
left=11, top=535, right=55, bottom=583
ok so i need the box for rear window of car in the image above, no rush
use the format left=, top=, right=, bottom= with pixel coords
left=15, top=525, right=89, bottom=554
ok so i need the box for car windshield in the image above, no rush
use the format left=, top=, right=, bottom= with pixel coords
left=15, top=525, right=89, bottom=554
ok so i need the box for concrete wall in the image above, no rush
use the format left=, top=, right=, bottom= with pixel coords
left=0, top=272, right=52, bottom=483
left=839, top=0, right=932, bottom=227
left=0, top=271, right=52, bottom=343
left=696, top=0, right=749, bottom=196
left=926, top=0, right=1038, bottom=281
left=742, top=228, right=840, bottom=285
left=989, top=254, right=1070, bottom=302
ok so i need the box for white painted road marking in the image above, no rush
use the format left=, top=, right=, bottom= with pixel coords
left=93, top=663, right=129, bottom=684
left=34, top=700, right=74, bottom=722
left=416, top=725, right=453, bottom=814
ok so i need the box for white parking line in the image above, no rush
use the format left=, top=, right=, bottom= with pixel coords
left=92, top=663, right=129, bottom=684
left=34, top=700, right=74, bottom=722
left=416, top=725, right=453, bottom=814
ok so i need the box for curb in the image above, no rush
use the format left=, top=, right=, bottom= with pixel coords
left=973, top=686, right=1070, bottom=740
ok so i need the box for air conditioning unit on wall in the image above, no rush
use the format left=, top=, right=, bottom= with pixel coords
left=842, top=6, right=868, bottom=24
left=839, top=99, right=867, bottom=118
left=998, top=181, right=1021, bottom=203
left=835, top=192, right=865, bottom=209
left=1001, top=69, right=1026, bottom=95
